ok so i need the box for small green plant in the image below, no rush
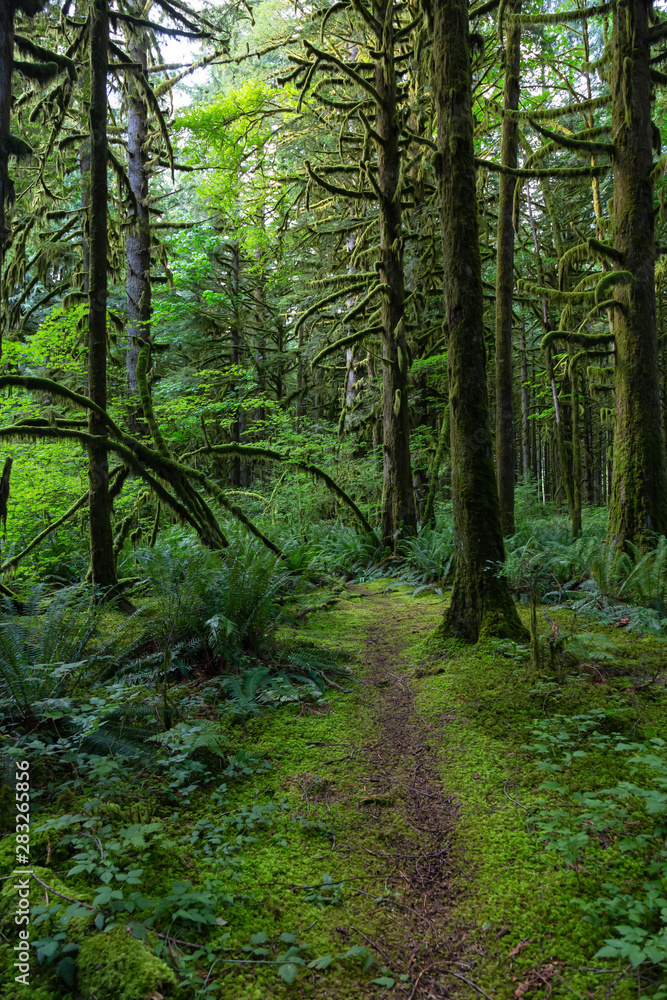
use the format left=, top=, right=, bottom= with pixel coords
left=523, top=714, right=667, bottom=987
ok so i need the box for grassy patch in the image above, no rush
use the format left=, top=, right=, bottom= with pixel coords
left=414, top=599, right=667, bottom=999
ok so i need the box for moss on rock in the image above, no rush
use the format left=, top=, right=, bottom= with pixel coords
left=77, top=927, right=176, bottom=1000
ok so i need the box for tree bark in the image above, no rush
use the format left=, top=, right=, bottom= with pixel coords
left=520, top=330, right=530, bottom=478
left=374, top=0, right=416, bottom=548
left=607, top=0, right=667, bottom=547
left=230, top=240, right=242, bottom=488
left=494, top=0, right=521, bottom=535
left=570, top=353, right=582, bottom=534
left=88, top=0, right=116, bottom=587
left=0, top=1, right=16, bottom=358
left=429, top=0, right=527, bottom=643
left=125, top=17, right=151, bottom=407
left=0, top=2, right=15, bottom=256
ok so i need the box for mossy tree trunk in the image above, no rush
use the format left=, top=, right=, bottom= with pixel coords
left=229, top=239, right=243, bottom=488
left=429, top=0, right=527, bottom=643
left=570, top=351, right=582, bottom=535
left=374, top=0, right=416, bottom=548
left=125, top=14, right=151, bottom=414
left=494, top=0, right=521, bottom=536
left=0, top=1, right=15, bottom=291
left=88, top=0, right=116, bottom=587
left=607, top=0, right=667, bottom=547
left=520, top=330, right=530, bottom=478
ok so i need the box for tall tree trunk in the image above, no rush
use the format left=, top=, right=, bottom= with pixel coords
left=429, top=0, right=527, bottom=643
left=0, top=1, right=16, bottom=357
left=125, top=18, right=151, bottom=411
left=494, top=0, right=521, bottom=535
left=229, top=239, right=242, bottom=488
left=374, top=0, right=416, bottom=548
left=88, top=0, right=116, bottom=587
left=570, top=353, right=582, bottom=534
left=520, top=330, right=530, bottom=479
left=608, top=0, right=667, bottom=547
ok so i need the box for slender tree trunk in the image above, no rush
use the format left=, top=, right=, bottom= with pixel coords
left=570, top=354, right=582, bottom=534
left=583, top=384, right=594, bottom=504
left=296, top=325, right=304, bottom=434
left=0, top=1, right=16, bottom=357
left=229, top=240, right=242, bottom=488
left=495, top=0, right=521, bottom=535
left=374, top=0, right=416, bottom=547
left=88, top=0, right=116, bottom=587
left=520, top=330, right=530, bottom=478
left=429, top=0, right=527, bottom=643
left=608, top=0, right=667, bottom=547
left=125, top=19, right=151, bottom=410
left=422, top=406, right=449, bottom=529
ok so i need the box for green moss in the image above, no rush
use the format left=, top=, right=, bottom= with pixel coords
left=77, top=927, right=176, bottom=1000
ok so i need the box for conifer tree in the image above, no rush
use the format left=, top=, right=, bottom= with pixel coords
left=428, top=0, right=527, bottom=642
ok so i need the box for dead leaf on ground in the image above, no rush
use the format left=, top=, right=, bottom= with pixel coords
left=508, top=938, right=530, bottom=958
left=512, top=961, right=562, bottom=997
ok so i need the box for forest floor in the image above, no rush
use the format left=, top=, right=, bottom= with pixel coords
left=311, top=583, right=470, bottom=999
left=5, top=577, right=664, bottom=1000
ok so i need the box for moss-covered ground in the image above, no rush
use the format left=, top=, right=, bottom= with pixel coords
left=1, top=581, right=666, bottom=999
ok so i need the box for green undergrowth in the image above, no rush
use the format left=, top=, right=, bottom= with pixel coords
left=413, top=598, right=667, bottom=999
left=0, top=585, right=415, bottom=1000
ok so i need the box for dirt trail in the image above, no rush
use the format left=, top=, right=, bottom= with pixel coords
left=335, top=586, right=475, bottom=1000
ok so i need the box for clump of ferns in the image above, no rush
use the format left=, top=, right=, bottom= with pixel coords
left=0, top=585, right=141, bottom=727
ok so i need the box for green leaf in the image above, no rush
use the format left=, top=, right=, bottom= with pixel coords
left=278, top=963, right=299, bottom=983
left=308, top=954, right=333, bottom=970
left=372, top=976, right=395, bottom=987
left=57, top=956, right=76, bottom=986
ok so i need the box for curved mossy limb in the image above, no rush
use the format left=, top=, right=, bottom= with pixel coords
left=528, top=118, right=614, bottom=156
left=511, top=2, right=610, bottom=26
left=475, top=156, right=608, bottom=179
left=186, top=442, right=377, bottom=541
left=311, top=325, right=383, bottom=367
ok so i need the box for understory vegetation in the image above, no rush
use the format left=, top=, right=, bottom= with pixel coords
left=0, top=493, right=666, bottom=998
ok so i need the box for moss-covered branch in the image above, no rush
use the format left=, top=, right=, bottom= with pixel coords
left=528, top=118, right=614, bottom=156
left=511, top=3, right=611, bottom=25
left=186, top=442, right=377, bottom=541
left=305, top=161, right=375, bottom=201
left=302, top=40, right=382, bottom=104
left=475, top=157, right=608, bottom=179
left=518, top=279, right=595, bottom=304
left=294, top=278, right=370, bottom=335
left=311, top=325, right=382, bottom=367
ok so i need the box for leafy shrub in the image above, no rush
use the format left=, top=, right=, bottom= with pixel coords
left=524, top=712, right=667, bottom=987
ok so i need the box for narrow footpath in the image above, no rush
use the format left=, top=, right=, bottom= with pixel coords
left=298, top=584, right=478, bottom=1000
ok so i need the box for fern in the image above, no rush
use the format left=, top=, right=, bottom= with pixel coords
left=218, top=667, right=272, bottom=715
